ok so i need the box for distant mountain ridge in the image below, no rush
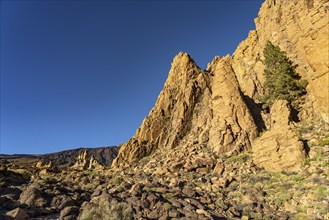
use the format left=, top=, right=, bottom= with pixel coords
left=0, top=146, right=119, bottom=167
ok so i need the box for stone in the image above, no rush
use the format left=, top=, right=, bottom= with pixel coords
left=169, top=178, right=178, bottom=187
left=196, top=167, right=210, bottom=174
left=147, top=209, right=161, bottom=219
left=169, top=162, right=184, bottom=173
left=194, top=157, right=216, bottom=167
left=196, top=209, right=211, bottom=218
left=169, top=210, right=182, bottom=218
left=57, top=196, right=75, bottom=210
left=125, top=197, right=142, bottom=206
left=39, top=169, right=48, bottom=175
left=211, top=177, right=229, bottom=188
left=169, top=198, right=182, bottom=208
left=159, top=213, right=169, bottom=220
left=60, top=206, right=79, bottom=220
left=88, top=156, right=104, bottom=170
left=178, top=208, right=198, bottom=219
left=213, top=161, right=225, bottom=175
left=227, top=206, right=241, bottom=217
left=182, top=187, right=196, bottom=197
left=146, top=193, right=158, bottom=204
left=241, top=216, right=249, bottom=220
left=129, top=182, right=144, bottom=196
left=6, top=208, right=29, bottom=220
left=153, top=167, right=168, bottom=176
left=19, top=183, right=48, bottom=208
left=188, top=198, right=205, bottom=210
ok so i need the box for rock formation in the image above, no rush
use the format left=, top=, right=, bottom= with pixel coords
left=113, top=52, right=211, bottom=166
left=73, top=150, right=88, bottom=169
left=88, top=156, right=104, bottom=170
left=252, top=100, right=306, bottom=171
left=206, top=56, right=258, bottom=154
left=232, top=0, right=329, bottom=122
left=113, top=53, right=259, bottom=168
left=0, top=1, right=328, bottom=219
left=73, top=150, right=104, bottom=170
left=113, top=0, right=328, bottom=170
left=35, top=160, right=52, bottom=169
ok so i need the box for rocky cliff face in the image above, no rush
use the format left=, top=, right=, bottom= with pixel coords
left=206, top=56, right=258, bottom=154
left=113, top=52, right=211, bottom=166
left=113, top=53, right=259, bottom=168
left=1, top=1, right=328, bottom=219
left=232, top=0, right=329, bottom=122
left=112, top=0, right=328, bottom=170
left=252, top=100, right=306, bottom=172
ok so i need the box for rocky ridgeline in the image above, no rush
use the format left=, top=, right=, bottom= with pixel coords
left=0, top=0, right=328, bottom=219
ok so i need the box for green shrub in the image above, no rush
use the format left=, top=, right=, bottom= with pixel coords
left=313, top=185, right=327, bottom=200
left=260, top=41, right=307, bottom=109
left=318, top=137, right=329, bottom=146
left=79, top=198, right=133, bottom=220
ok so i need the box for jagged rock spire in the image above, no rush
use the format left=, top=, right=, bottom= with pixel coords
left=112, top=53, right=259, bottom=168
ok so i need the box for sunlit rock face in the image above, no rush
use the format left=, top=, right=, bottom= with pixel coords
left=232, top=0, right=329, bottom=122
left=252, top=100, right=306, bottom=172
left=113, top=53, right=258, bottom=168
left=73, top=150, right=104, bottom=170
left=113, top=0, right=327, bottom=170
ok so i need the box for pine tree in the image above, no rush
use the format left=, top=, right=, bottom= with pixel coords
left=260, top=41, right=307, bottom=109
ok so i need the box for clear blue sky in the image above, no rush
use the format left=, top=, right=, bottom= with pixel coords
left=1, top=0, right=263, bottom=154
